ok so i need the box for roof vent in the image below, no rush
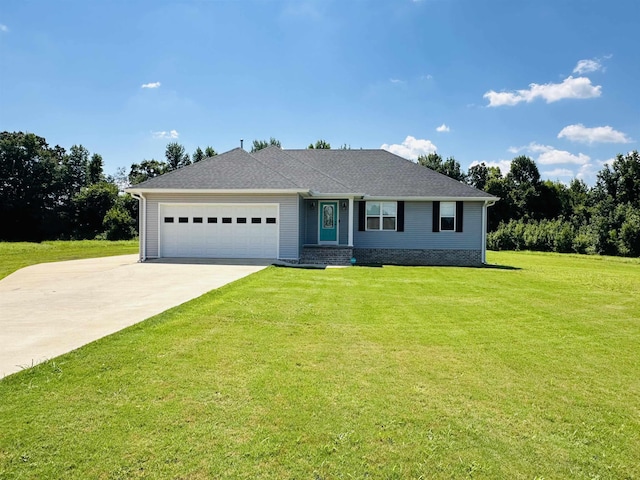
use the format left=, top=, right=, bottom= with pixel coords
left=240, top=139, right=244, bottom=149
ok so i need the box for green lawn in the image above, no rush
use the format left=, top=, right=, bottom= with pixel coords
left=0, top=240, right=139, bottom=280
left=1, top=251, right=639, bottom=479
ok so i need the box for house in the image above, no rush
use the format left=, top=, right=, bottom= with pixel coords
left=126, top=147, right=498, bottom=266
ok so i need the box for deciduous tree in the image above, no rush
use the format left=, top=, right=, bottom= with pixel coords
left=251, top=137, right=281, bottom=152
left=165, top=142, right=191, bottom=171
left=308, top=139, right=331, bottom=149
left=128, top=159, right=168, bottom=185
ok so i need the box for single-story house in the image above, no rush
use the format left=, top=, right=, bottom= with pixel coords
left=126, top=146, right=498, bottom=266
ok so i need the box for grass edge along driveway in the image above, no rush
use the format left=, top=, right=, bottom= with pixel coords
left=0, top=240, right=139, bottom=280
left=1, top=251, right=639, bottom=479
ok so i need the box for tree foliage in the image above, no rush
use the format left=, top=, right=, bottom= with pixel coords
left=128, top=159, right=168, bottom=185
left=417, top=153, right=466, bottom=182
left=251, top=137, right=281, bottom=152
left=204, top=146, right=217, bottom=157
left=0, top=131, right=137, bottom=241
left=483, top=150, right=640, bottom=257
left=308, top=139, right=331, bottom=149
left=165, top=142, right=191, bottom=170
left=192, top=147, right=205, bottom=164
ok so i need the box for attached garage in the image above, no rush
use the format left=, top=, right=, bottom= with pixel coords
left=159, top=203, right=279, bottom=258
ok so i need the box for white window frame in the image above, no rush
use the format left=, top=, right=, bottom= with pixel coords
left=366, top=201, right=397, bottom=231
left=440, top=201, right=456, bottom=231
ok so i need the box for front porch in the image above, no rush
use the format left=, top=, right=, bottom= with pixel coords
left=300, top=197, right=355, bottom=265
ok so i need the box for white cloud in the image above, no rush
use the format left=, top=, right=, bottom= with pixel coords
left=0, top=24, right=8, bottom=33
left=390, top=78, right=405, bottom=85
left=436, top=123, right=450, bottom=133
left=141, top=82, right=161, bottom=89
left=573, top=58, right=604, bottom=75
left=152, top=129, right=179, bottom=139
left=557, top=124, right=631, bottom=144
left=484, top=76, right=601, bottom=107
left=421, top=74, right=433, bottom=80
left=510, top=142, right=590, bottom=165
left=603, top=157, right=616, bottom=167
left=576, top=163, right=599, bottom=183
left=542, top=168, right=574, bottom=178
left=381, top=135, right=437, bottom=160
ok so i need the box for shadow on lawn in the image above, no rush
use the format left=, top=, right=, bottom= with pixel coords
left=481, top=263, right=521, bottom=270
left=353, top=263, right=522, bottom=270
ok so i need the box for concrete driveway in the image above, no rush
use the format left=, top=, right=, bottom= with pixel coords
left=0, top=255, right=268, bottom=378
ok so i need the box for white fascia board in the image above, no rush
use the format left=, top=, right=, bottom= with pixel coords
left=125, top=188, right=308, bottom=195
left=363, top=195, right=500, bottom=202
left=306, top=191, right=365, bottom=199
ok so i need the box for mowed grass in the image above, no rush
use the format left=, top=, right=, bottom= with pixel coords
left=1, top=251, right=639, bottom=479
left=0, top=240, right=139, bottom=280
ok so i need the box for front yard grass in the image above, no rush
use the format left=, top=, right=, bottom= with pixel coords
left=0, top=240, right=138, bottom=280
left=1, top=251, right=639, bottom=478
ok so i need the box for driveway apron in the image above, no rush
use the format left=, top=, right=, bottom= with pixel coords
left=0, top=255, right=267, bottom=378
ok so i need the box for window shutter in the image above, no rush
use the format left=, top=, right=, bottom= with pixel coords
left=358, top=201, right=365, bottom=231
left=432, top=201, right=440, bottom=232
left=397, top=201, right=404, bottom=232
left=456, top=201, right=464, bottom=232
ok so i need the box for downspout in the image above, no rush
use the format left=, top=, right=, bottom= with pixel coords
left=131, top=193, right=146, bottom=262
left=482, top=200, right=496, bottom=264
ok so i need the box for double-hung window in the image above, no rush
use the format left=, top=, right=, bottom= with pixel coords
left=440, top=202, right=456, bottom=231
left=366, top=201, right=397, bottom=231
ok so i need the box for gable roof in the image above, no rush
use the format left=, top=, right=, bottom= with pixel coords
left=128, top=146, right=497, bottom=200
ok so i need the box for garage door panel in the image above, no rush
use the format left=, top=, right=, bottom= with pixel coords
left=160, top=204, right=278, bottom=258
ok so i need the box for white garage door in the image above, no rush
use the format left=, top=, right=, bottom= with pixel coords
left=160, top=204, right=279, bottom=258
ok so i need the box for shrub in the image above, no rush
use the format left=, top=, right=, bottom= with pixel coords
left=103, top=204, right=136, bottom=240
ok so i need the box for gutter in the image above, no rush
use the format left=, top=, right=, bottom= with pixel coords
left=130, top=193, right=146, bottom=262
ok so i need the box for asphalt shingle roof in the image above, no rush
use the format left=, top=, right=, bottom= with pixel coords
left=131, top=146, right=496, bottom=199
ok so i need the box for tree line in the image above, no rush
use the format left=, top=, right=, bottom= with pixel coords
left=2, top=131, right=638, bottom=257
left=421, top=151, right=640, bottom=257
left=0, top=132, right=137, bottom=241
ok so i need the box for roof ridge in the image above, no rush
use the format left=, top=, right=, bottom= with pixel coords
left=245, top=148, right=306, bottom=189
left=279, top=149, right=355, bottom=192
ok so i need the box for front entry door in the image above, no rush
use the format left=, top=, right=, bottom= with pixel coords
left=319, top=201, right=338, bottom=243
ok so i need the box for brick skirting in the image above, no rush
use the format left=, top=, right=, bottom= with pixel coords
left=300, top=246, right=354, bottom=265
left=353, top=248, right=482, bottom=266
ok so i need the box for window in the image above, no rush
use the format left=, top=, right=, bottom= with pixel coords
left=164, top=217, right=174, bottom=223
left=237, top=217, right=247, bottom=224
left=366, top=202, right=396, bottom=231
left=207, top=217, right=217, bottom=223
left=193, top=217, right=203, bottom=224
left=178, top=217, right=188, bottom=223
left=251, top=217, right=262, bottom=224
left=266, top=217, right=277, bottom=224
left=222, top=217, right=232, bottom=224
left=440, top=202, right=455, bottom=231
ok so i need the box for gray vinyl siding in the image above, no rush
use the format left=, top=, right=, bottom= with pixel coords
left=298, top=195, right=305, bottom=255
left=144, top=193, right=299, bottom=259
left=303, top=200, right=318, bottom=244
left=338, top=201, right=349, bottom=245
left=354, top=201, right=483, bottom=250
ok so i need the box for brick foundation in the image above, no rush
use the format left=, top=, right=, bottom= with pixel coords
left=300, top=246, right=354, bottom=265
left=353, top=248, right=482, bottom=266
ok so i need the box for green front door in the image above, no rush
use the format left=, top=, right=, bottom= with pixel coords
left=319, top=201, right=338, bottom=243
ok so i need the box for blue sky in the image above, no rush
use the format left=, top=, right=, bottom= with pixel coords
left=1, top=0, right=638, bottom=184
